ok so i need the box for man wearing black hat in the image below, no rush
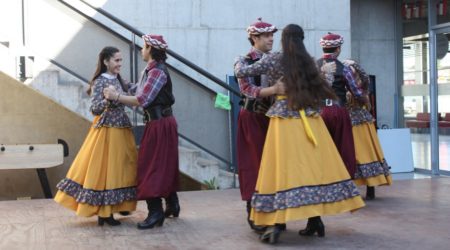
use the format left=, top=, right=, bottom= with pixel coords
left=234, top=18, right=279, bottom=232
left=316, top=33, right=367, bottom=186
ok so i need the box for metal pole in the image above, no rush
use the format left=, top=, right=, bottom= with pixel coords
left=394, top=0, right=404, bottom=128
left=131, top=34, right=138, bottom=126
left=130, top=34, right=135, bottom=83
left=428, top=0, right=439, bottom=175
left=22, top=0, right=26, bottom=46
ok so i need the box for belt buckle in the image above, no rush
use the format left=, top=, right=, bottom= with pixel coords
left=325, top=99, right=333, bottom=107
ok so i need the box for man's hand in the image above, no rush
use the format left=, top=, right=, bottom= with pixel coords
left=274, top=77, right=287, bottom=95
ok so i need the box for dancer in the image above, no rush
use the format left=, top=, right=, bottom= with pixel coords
left=343, top=59, right=392, bottom=199
left=54, top=46, right=137, bottom=226
left=235, top=24, right=365, bottom=244
left=234, top=18, right=278, bottom=232
left=317, top=32, right=366, bottom=178
left=104, top=34, right=180, bottom=229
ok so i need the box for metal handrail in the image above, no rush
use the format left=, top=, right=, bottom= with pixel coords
left=77, top=0, right=240, bottom=96
left=58, top=0, right=222, bottom=97
left=48, top=57, right=89, bottom=83
left=178, top=133, right=233, bottom=167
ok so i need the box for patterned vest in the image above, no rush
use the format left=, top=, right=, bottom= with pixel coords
left=146, top=62, right=175, bottom=109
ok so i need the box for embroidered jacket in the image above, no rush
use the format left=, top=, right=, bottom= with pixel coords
left=91, top=73, right=132, bottom=128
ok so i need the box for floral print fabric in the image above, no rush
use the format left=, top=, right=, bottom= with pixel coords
left=354, top=159, right=390, bottom=179
left=251, top=179, right=360, bottom=213
left=266, top=98, right=320, bottom=118
left=56, top=178, right=136, bottom=206
left=347, top=106, right=375, bottom=126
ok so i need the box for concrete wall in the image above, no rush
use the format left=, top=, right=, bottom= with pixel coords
left=0, top=72, right=91, bottom=200
left=1, top=0, right=234, bottom=162
left=351, top=0, right=398, bottom=128
left=0, top=0, right=23, bottom=78
left=86, top=0, right=352, bottom=91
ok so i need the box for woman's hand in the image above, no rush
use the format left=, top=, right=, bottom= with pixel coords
left=103, top=85, right=119, bottom=100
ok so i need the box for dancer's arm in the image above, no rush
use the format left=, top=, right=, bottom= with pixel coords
left=90, top=79, right=109, bottom=115
left=103, top=85, right=139, bottom=106
left=234, top=53, right=274, bottom=77
left=234, top=57, right=277, bottom=98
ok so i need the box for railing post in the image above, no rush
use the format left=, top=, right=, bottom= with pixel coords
left=228, top=76, right=240, bottom=188
left=130, top=34, right=138, bottom=126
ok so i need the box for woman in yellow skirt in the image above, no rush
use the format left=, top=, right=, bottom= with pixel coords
left=235, top=24, right=365, bottom=244
left=54, top=47, right=137, bottom=226
left=343, top=60, right=392, bottom=200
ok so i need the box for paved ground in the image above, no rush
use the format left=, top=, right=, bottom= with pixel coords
left=0, top=177, right=449, bottom=249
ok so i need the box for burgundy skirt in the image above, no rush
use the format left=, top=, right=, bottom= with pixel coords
left=137, top=116, right=179, bottom=200
left=320, top=105, right=357, bottom=178
left=237, top=109, right=269, bottom=201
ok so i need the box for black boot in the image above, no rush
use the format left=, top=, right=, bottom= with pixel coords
left=164, top=192, right=180, bottom=218
left=246, top=200, right=266, bottom=233
left=298, top=216, right=325, bottom=237
left=98, top=214, right=121, bottom=226
left=137, top=198, right=165, bottom=230
left=260, top=224, right=283, bottom=244
left=366, top=186, right=375, bottom=200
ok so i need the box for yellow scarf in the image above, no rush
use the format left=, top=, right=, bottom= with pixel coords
left=276, top=95, right=318, bottom=146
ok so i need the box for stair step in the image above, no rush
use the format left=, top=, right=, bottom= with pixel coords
left=196, top=157, right=219, bottom=167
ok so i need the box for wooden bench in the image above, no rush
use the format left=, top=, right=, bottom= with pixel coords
left=405, top=112, right=432, bottom=129
left=0, top=143, right=65, bottom=198
left=438, top=113, right=450, bottom=128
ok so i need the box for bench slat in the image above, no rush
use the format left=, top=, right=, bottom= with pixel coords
left=0, top=144, right=63, bottom=169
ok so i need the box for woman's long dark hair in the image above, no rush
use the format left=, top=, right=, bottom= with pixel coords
left=281, top=24, right=336, bottom=109
left=87, top=46, right=125, bottom=95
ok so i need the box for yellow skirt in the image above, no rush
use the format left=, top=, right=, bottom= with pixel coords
left=352, top=122, right=392, bottom=187
left=54, top=117, right=138, bottom=217
left=251, top=116, right=365, bottom=226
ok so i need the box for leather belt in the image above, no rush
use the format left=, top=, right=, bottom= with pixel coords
left=324, top=99, right=344, bottom=107
left=242, top=98, right=269, bottom=114
left=144, top=106, right=172, bottom=122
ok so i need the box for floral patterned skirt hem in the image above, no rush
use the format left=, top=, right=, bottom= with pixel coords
left=250, top=196, right=365, bottom=226
left=56, top=178, right=136, bottom=206
left=54, top=190, right=136, bottom=218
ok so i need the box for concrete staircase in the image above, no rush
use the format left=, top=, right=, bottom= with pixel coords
left=179, top=146, right=238, bottom=189
left=27, top=67, right=93, bottom=120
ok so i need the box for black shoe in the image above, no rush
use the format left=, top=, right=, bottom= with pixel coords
left=137, top=198, right=165, bottom=230
left=246, top=200, right=267, bottom=232
left=260, top=225, right=283, bottom=244
left=119, top=211, right=131, bottom=216
left=137, top=213, right=164, bottom=229
left=299, top=216, right=325, bottom=237
left=249, top=220, right=267, bottom=233
left=98, top=215, right=121, bottom=226
left=164, top=192, right=180, bottom=218
left=366, top=186, right=375, bottom=200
